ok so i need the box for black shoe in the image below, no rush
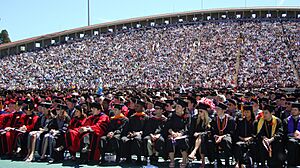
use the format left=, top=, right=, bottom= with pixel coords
left=153, top=156, right=159, bottom=163
left=135, top=157, right=142, bottom=165
left=124, top=157, right=132, bottom=164
left=99, top=158, right=107, bottom=165
left=38, top=157, right=47, bottom=162
left=217, top=159, right=223, bottom=166
left=225, top=159, right=230, bottom=166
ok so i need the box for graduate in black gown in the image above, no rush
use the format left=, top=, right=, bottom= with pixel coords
left=283, top=102, right=300, bottom=166
left=143, top=101, right=167, bottom=163
left=253, top=104, right=284, bottom=167
left=100, top=103, right=129, bottom=164
left=188, top=102, right=212, bottom=168
left=210, top=102, right=235, bottom=167
left=164, top=98, right=190, bottom=168
left=226, top=99, right=242, bottom=121
left=234, top=105, right=256, bottom=168
left=122, top=99, right=149, bottom=164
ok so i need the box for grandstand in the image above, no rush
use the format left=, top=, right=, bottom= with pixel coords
left=1, top=5, right=300, bottom=168
left=0, top=7, right=299, bottom=90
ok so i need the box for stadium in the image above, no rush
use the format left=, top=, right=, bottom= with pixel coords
left=0, top=2, right=300, bottom=168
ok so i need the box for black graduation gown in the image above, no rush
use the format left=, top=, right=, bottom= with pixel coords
left=234, top=118, right=256, bottom=163
left=253, top=116, right=284, bottom=167
left=122, top=112, right=149, bottom=157
left=100, top=115, right=129, bottom=157
left=189, top=117, right=212, bottom=155
left=283, top=116, right=300, bottom=166
left=164, top=113, right=190, bottom=153
left=142, top=115, right=167, bottom=156
left=51, top=116, right=70, bottom=161
left=210, top=114, right=235, bottom=161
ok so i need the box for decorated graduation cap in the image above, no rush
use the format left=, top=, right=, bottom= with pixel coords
left=175, top=98, right=188, bottom=108
left=216, top=102, right=228, bottom=110
left=291, top=102, right=300, bottom=109
left=195, top=102, right=210, bottom=111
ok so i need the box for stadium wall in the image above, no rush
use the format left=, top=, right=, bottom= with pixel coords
left=0, top=7, right=300, bottom=58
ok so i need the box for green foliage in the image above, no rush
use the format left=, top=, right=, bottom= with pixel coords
left=0, top=29, right=11, bottom=44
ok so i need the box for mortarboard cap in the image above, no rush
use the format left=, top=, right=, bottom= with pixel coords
left=175, top=98, right=188, bottom=108
left=91, top=102, right=101, bottom=109
left=291, top=103, right=300, bottom=109
left=243, top=105, right=253, bottom=111
left=262, top=104, right=275, bottom=112
left=195, top=103, right=210, bottom=111
left=216, top=102, right=228, bottom=110
left=154, top=101, right=166, bottom=109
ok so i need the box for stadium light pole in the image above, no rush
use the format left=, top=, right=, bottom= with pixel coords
left=88, top=0, right=90, bottom=26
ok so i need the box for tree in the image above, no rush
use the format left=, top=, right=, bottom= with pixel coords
left=0, top=30, right=11, bottom=44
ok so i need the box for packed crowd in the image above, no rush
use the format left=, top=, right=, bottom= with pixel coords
left=0, top=88, right=299, bottom=168
left=0, top=20, right=299, bottom=90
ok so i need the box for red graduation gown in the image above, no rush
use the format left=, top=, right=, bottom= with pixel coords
left=1, top=112, right=25, bottom=154
left=65, top=116, right=86, bottom=155
left=68, top=113, right=109, bottom=160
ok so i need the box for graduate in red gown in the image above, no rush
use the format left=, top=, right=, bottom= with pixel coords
left=64, top=105, right=86, bottom=160
left=72, top=102, right=109, bottom=162
left=0, top=100, right=25, bottom=156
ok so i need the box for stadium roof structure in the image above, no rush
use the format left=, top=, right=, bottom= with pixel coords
left=0, top=6, right=300, bottom=57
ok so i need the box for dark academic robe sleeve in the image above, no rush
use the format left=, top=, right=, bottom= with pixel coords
left=273, top=118, right=283, bottom=141
left=115, top=118, right=129, bottom=136
left=189, top=117, right=197, bottom=136
left=47, top=118, right=59, bottom=130
left=120, top=118, right=129, bottom=137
